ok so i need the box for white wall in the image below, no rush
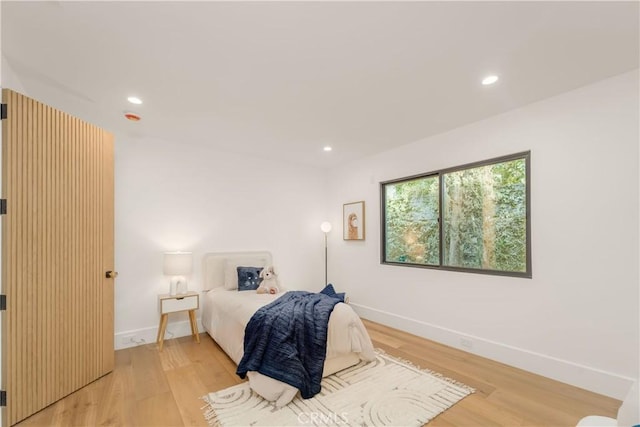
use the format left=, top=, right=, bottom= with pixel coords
left=114, top=136, right=329, bottom=348
left=1, top=54, right=27, bottom=96
left=326, top=70, right=639, bottom=399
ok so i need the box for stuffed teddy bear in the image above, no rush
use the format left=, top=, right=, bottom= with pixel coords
left=257, top=266, right=280, bottom=294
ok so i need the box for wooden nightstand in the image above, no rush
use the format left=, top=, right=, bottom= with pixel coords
left=156, top=291, right=200, bottom=351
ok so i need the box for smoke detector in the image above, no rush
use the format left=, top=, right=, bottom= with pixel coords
left=124, top=112, right=141, bottom=122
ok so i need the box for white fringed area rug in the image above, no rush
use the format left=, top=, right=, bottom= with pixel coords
left=202, top=350, right=474, bottom=426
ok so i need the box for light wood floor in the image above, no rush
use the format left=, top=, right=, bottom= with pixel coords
left=16, top=319, right=621, bottom=427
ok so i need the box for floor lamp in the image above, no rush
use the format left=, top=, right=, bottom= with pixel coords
left=320, top=222, right=332, bottom=286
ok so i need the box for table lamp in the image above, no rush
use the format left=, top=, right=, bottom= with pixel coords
left=163, top=251, right=193, bottom=295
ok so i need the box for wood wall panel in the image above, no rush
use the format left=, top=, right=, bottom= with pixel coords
left=1, top=89, right=115, bottom=425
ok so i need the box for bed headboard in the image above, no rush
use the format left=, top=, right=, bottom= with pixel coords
left=202, top=251, right=273, bottom=290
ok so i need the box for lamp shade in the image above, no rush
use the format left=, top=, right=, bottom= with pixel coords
left=320, top=221, right=332, bottom=233
left=163, top=252, right=193, bottom=276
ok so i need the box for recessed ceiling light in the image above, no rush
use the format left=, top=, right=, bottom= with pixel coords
left=323, top=146, right=332, bottom=152
left=127, top=96, right=143, bottom=105
left=482, top=75, right=499, bottom=86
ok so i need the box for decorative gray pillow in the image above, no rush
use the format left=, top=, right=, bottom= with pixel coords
left=237, top=266, right=263, bottom=291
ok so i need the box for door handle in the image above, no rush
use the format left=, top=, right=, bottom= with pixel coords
left=105, top=271, right=118, bottom=279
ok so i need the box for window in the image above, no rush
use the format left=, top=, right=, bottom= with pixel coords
left=381, top=151, right=530, bottom=278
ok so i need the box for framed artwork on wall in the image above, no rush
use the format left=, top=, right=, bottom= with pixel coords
left=343, top=201, right=365, bottom=240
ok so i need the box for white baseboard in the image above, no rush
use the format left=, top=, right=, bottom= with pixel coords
left=351, top=302, right=634, bottom=400
left=115, top=317, right=204, bottom=350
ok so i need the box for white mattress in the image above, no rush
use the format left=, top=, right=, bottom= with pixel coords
left=201, top=288, right=375, bottom=406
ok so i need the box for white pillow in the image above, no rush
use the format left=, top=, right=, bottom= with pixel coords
left=223, top=258, right=267, bottom=290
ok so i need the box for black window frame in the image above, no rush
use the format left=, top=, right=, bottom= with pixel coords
left=380, top=151, right=531, bottom=278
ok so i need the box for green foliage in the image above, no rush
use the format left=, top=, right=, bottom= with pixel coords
left=493, top=160, right=527, bottom=272
left=383, top=157, right=527, bottom=274
left=384, top=176, right=439, bottom=265
left=443, top=159, right=526, bottom=272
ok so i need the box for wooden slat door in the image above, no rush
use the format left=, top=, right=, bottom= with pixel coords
left=1, top=89, right=115, bottom=426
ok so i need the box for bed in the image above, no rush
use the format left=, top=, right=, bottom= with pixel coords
left=200, top=251, right=375, bottom=406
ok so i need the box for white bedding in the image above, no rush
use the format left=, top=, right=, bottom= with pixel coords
left=201, top=288, right=375, bottom=406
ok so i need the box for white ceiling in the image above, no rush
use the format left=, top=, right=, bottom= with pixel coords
left=2, top=1, right=638, bottom=168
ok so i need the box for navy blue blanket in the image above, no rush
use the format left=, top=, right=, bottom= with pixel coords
left=236, top=291, right=341, bottom=399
